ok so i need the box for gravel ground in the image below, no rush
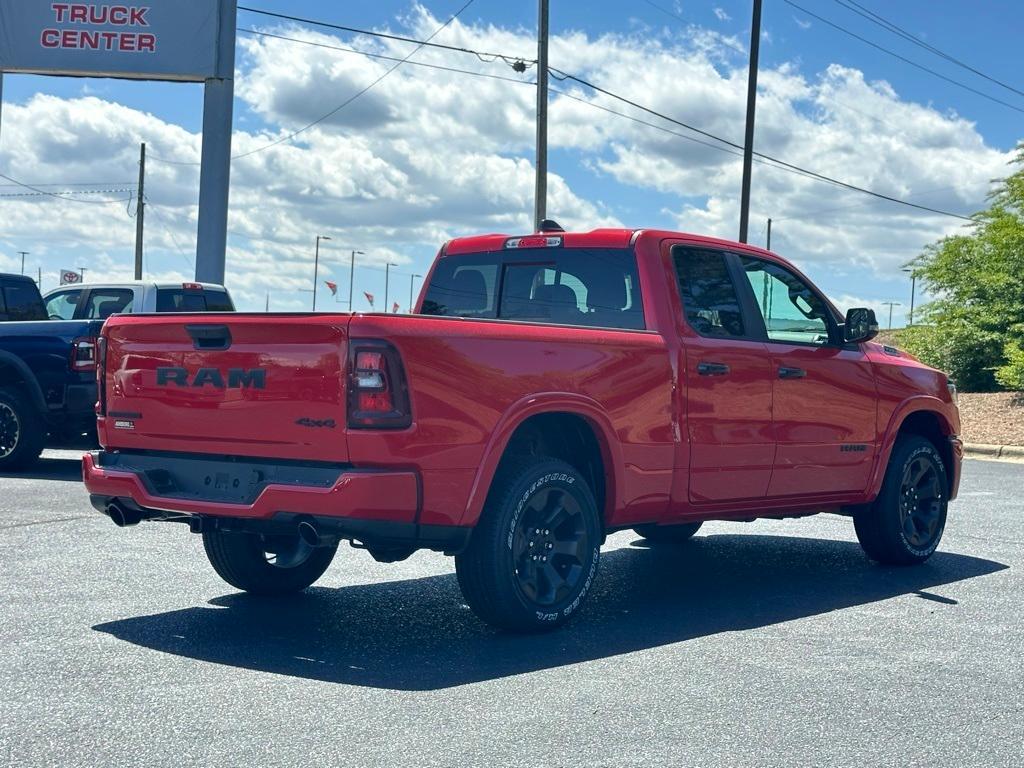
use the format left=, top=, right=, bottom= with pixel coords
left=957, top=392, right=1024, bottom=446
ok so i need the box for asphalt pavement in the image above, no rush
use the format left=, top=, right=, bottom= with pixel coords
left=1, top=452, right=1021, bottom=767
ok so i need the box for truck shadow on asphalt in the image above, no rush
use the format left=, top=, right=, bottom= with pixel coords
left=94, top=533, right=1007, bottom=691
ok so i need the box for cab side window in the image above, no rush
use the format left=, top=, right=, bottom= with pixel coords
left=82, top=289, right=134, bottom=319
left=740, top=256, right=832, bottom=346
left=45, top=290, right=83, bottom=320
left=673, top=247, right=746, bottom=338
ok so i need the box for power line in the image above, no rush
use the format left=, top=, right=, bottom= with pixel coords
left=155, top=7, right=977, bottom=222
left=0, top=187, right=136, bottom=199
left=237, top=4, right=533, bottom=67
left=230, top=0, right=480, bottom=163
left=782, top=0, right=1024, bottom=115
left=238, top=28, right=529, bottom=86
left=638, top=0, right=746, bottom=54
left=0, top=172, right=135, bottom=204
left=144, top=197, right=196, bottom=270
left=833, top=0, right=1024, bottom=99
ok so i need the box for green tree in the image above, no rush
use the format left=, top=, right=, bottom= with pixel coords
left=904, top=146, right=1024, bottom=391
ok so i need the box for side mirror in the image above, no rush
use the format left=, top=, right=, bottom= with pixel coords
left=844, top=307, right=879, bottom=343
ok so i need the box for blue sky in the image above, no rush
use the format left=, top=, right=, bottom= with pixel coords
left=1, top=0, right=1021, bottom=320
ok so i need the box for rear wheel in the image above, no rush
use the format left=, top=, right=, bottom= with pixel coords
left=0, top=387, right=45, bottom=472
left=456, top=457, right=601, bottom=632
left=855, top=435, right=948, bottom=565
left=633, top=521, right=703, bottom=543
left=202, top=529, right=337, bottom=595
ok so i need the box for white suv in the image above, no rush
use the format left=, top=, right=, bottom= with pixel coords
left=43, top=282, right=234, bottom=320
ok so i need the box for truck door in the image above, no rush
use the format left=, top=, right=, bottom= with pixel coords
left=735, top=254, right=878, bottom=496
left=671, top=245, right=775, bottom=503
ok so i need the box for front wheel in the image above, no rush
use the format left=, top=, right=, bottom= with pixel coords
left=202, top=530, right=337, bottom=595
left=854, top=435, right=948, bottom=565
left=456, top=457, right=601, bottom=632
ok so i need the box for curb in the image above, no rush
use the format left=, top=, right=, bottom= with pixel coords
left=963, top=443, right=1024, bottom=462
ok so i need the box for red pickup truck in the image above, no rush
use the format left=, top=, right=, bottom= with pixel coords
left=83, top=225, right=962, bottom=631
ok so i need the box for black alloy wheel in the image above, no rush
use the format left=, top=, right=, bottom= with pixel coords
left=898, top=453, right=945, bottom=550
left=511, top=485, right=591, bottom=606
left=0, top=401, right=19, bottom=460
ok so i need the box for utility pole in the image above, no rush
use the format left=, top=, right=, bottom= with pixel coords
left=533, top=0, right=550, bottom=232
left=37, top=267, right=41, bottom=289
left=766, top=218, right=772, bottom=250
left=78, top=267, right=87, bottom=282
left=312, top=235, right=331, bottom=311
left=384, top=263, right=395, bottom=311
left=348, top=250, right=364, bottom=310
left=134, top=142, right=146, bottom=280
left=409, top=273, right=422, bottom=313
left=265, top=292, right=269, bottom=312
left=902, top=268, right=916, bottom=325
left=738, top=0, right=763, bottom=244
left=17, top=251, right=28, bottom=276
left=882, top=301, right=901, bottom=330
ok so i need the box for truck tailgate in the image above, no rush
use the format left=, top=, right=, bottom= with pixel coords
left=100, top=314, right=351, bottom=462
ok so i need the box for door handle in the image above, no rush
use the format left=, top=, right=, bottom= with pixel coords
left=778, top=366, right=806, bottom=379
left=697, top=362, right=730, bottom=376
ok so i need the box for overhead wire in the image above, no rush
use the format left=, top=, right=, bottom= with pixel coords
left=152, top=5, right=979, bottom=222
left=782, top=0, right=1024, bottom=115
left=0, top=172, right=136, bottom=204
left=832, top=0, right=1024, bottom=99
left=151, top=0, right=485, bottom=166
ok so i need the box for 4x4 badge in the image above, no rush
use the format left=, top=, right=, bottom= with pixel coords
left=295, top=418, right=336, bottom=429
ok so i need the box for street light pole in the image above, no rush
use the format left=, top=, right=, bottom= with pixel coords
left=881, top=301, right=901, bottom=330
left=312, top=235, right=331, bottom=311
left=17, top=251, right=28, bottom=276
left=533, top=0, right=550, bottom=231
left=902, top=268, right=917, bottom=325
left=738, top=0, right=763, bottom=244
left=384, top=263, right=396, bottom=311
left=348, top=250, right=365, bottom=311
left=409, top=273, right=422, bottom=313
left=766, top=218, right=772, bottom=251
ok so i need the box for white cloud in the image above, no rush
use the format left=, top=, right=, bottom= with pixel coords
left=794, top=17, right=812, bottom=30
left=713, top=8, right=732, bottom=22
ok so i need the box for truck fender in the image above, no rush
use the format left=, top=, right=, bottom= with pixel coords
left=0, top=351, right=47, bottom=413
left=867, top=395, right=956, bottom=499
left=460, top=393, right=625, bottom=528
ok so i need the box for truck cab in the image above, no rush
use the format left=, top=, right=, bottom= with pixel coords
left=82, top=226, right=962, bottom=631
left=43, top=281, right=234, bottom=320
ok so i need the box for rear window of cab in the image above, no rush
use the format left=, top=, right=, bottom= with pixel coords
left=421, top=248, right=645, bottom=330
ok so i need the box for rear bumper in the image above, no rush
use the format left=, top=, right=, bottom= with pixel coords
left=83, top=450, right=471, bottom=553
left=83, top=450, right=419, bottom=521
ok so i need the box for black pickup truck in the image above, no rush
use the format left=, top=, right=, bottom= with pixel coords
left=0, top=274, right=103, bottom=470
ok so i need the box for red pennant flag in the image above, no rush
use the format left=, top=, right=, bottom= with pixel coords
left=363, top=291, right=375, bottom=309
left=325, top=281, right=338, bottom=296
left=392, top=302, right=400, bottom=314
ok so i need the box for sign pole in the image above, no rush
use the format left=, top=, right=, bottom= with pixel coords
left=194, top=0, right=236, bottom=286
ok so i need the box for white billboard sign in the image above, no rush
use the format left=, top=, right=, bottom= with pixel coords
left=0, top=0, right=230, bottom=81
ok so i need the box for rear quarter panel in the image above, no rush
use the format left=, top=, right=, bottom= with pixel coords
left=347, top=314, right=675, bottom=528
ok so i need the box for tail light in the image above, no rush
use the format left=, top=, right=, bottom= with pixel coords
left=347, top=340, right=411, bottom=429
left=71, top=337, right=97, bottom=372
left=95, top=335, right=108, bottom=416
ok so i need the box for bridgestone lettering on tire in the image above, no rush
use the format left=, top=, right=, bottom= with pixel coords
left=456, top=456, right=601, bottom=632
left=854, top=434, right=948, bottom=566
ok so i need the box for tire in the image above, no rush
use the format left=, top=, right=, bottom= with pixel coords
left=633, top=521, right=703, bottom=543
left=455, top=457, right=601, bottom=632
left=0, top=387, right=45, bottom=472
left=202, top=529, right=337, bottom=595
left=854, top=434, right=949, bottom=565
